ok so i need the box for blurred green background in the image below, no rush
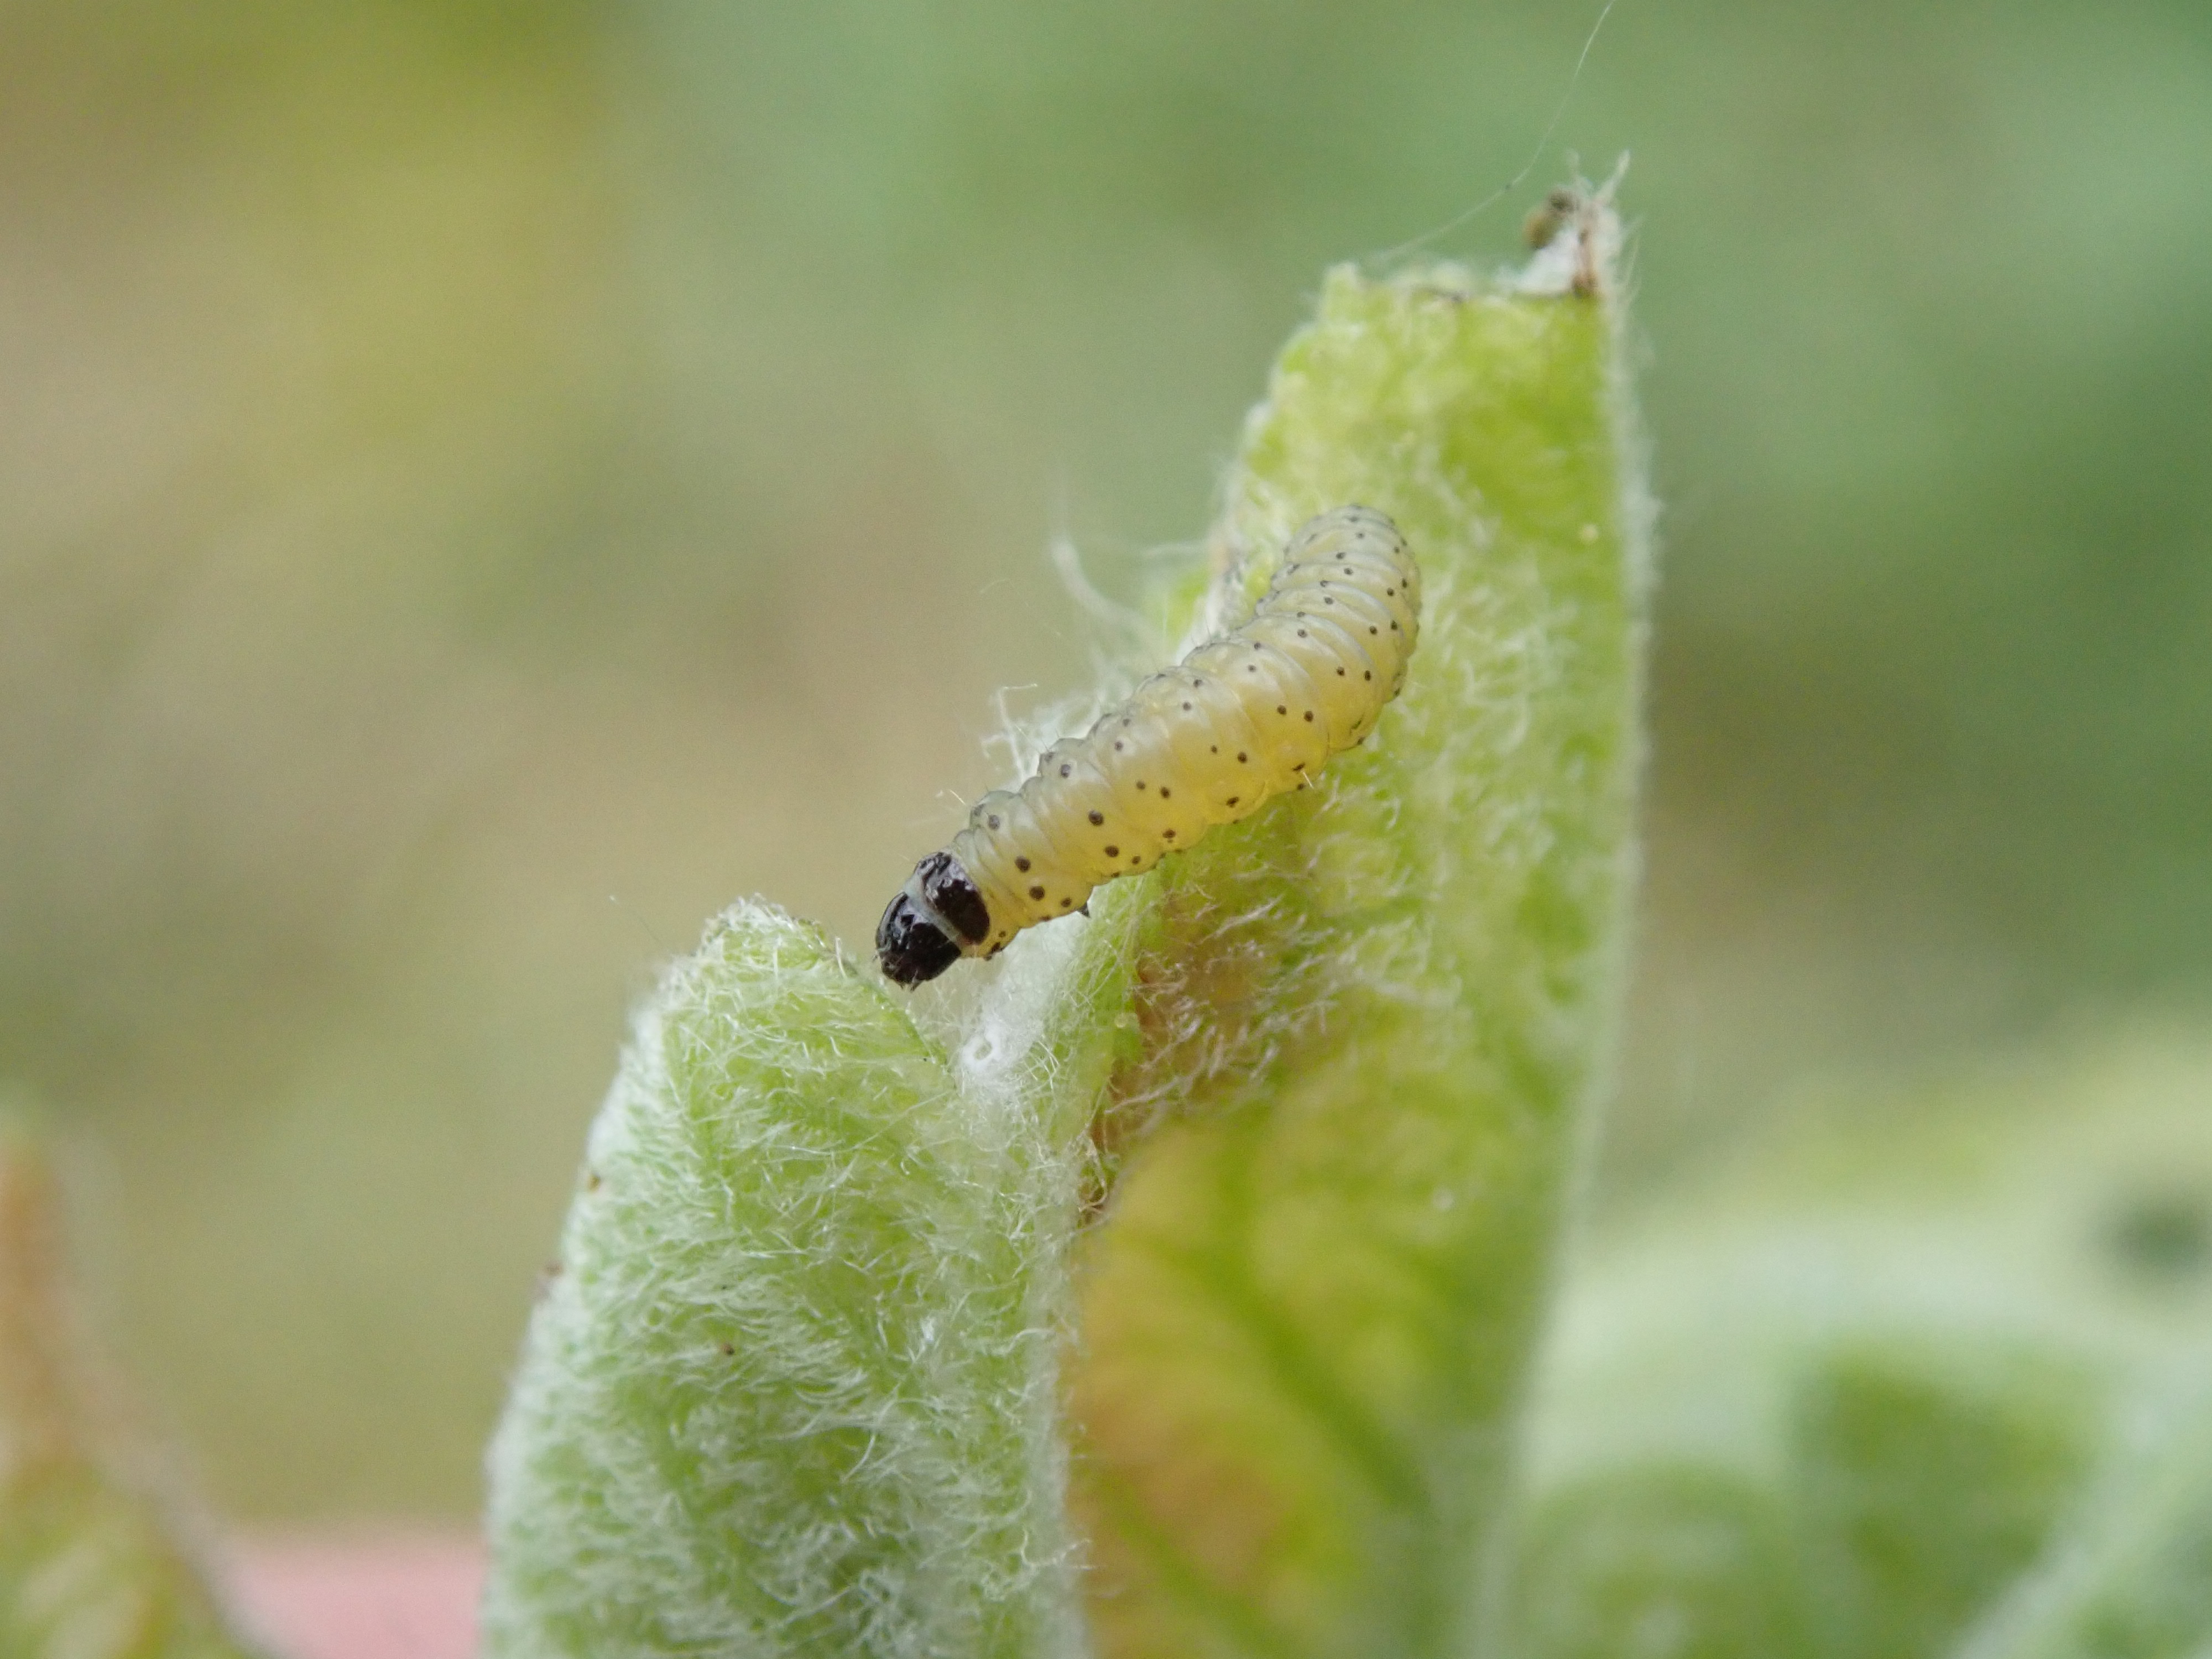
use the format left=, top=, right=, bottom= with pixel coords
left=1, top=0, right=2205, bottom=1521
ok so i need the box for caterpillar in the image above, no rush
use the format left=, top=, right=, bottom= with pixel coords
left=877, top=504, right=1418, bottom=987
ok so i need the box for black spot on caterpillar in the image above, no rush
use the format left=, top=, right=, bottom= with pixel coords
left=877, top=505, right=1418, bottom=987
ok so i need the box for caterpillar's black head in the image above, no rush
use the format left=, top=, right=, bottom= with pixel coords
left=877, top=893, right=961, bottom=987
left=877, top=852, right=990, bottom=988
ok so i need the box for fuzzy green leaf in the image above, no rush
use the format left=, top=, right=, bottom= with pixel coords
left=482, top=908, right=1083, bottom=1658
left=484, top=197, right=1647, bottom=1659
left=1058, top=236, right=1646, bottom=1659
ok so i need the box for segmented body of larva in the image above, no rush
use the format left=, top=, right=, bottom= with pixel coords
left=877, top=504, right=1418, bottom=986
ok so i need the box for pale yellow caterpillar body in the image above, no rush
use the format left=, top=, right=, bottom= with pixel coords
left=877, top=505, right=1418, bottom=985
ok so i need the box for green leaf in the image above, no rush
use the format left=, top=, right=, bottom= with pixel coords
left=1063, top=240, right=1646, bottom=1659
left=1513, top=1465, right=1812, bottom=1659
left=1515, top=1031, right=2212, bottom=1659
left=1790, top=1338, right=2103, bottom=1659
left=483, top=193, right=1648, bottom=1659
left=481, top=907, right=1083, bottom=1658
left=1957, top=1373, right=2212, bottom=1659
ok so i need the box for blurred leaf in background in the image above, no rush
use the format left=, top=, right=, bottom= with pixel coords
left=1519, top=1026, right=2212, bottom=1659
left=0, top=0, right=2206, bottom=1521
